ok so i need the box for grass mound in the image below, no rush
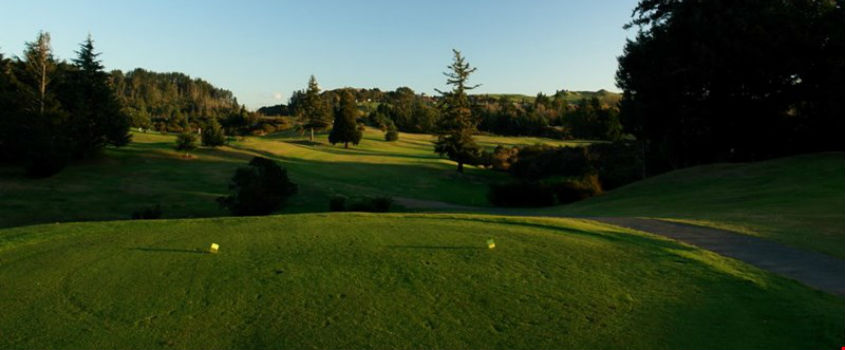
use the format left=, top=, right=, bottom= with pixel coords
left=0, top=213, right=840, bottom=349
left=541, top=153, right=845, bottom=257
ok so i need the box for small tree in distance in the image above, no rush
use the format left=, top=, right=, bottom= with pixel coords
left=296, top=75, right=331, bottom=142
left=329, top=90, right=363, bottom=148
left=385, top=122, right=399, bottom=142
left=202, top=118, right=226, bottom=147
left=175, top=130, right=197, bottom=157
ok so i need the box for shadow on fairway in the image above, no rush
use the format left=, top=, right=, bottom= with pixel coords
left=130, top=247, right=208, bottom=254
left=386, top=245, right=484, bottom=250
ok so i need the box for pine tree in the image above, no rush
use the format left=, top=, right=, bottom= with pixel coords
left=297, top=75, right=330, bottom=142
left=70, top=34, right=131, bottom=157
left=328, top=90, right=362, bottom=148
left=175, top=130, right=197, bottom=157
left=201, top=117, right=226, bottom=147
left=434, top=49, right=481, bottom=173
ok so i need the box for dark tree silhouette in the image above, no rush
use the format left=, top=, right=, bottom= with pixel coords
left=328, top=90, right=362, bottom=148
left=617, top=0, right=844, bottom=172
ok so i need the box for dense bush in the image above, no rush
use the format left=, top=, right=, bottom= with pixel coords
left=384, top=125, right=399, bottom=142
left=488, top=182, right=556, bottom=207
left=217, top=156, right=298, bottom=216
left=508, top=145, right=592, bottom=180
left=329, top=195, right=347, bottom=211
left=490, top=145, right=518, bottom=171
left=131, top=204, right=162, bottom=220
left=551, top=175, right=602, bottom=204
left=343, top=196, right=393, bottom=212
left=589, top=141, right=644, bottom=190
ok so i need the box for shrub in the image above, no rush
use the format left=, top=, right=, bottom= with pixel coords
left=508, top=145, right=592, bottom=180
left=490, top=145, right=518, bottom=171
left=217, top=156, right=298, bottom=216
left=346, top=196, right=393, bottom=212
left=385, top=128, right=398, bottom=141
left=175, top=131, right=197, bottom=154
left=588, top=141, right=644, bottom=190
left=131, top=204, right=162, bottom=220
left=552, top=175, right=603, bottom=204
left=329, top=195, right=347, bottom=211
left=488, top=182, right=556, bottom=207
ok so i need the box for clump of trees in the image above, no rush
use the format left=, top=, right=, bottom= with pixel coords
left=110, top=68, right=240, bottom=132
left=0, top=32, right=130, bottom=177
left=217, top=157, right=298, bottom=216
left=617, top=0, right=844, bottom=173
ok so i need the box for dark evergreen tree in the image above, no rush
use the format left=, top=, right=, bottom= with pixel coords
left=296, top=75, right=331, bottom=141
left=434, top=50, right=482, bottom=173
left=328, top=90, right=362, bottom=148
left=66, top=35, right=130, bottom=158
left=175, top=130, right=197, bottom=156
left=201, top=117, right=226, bottom=147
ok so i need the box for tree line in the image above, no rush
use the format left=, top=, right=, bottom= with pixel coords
left=0, top=32, right=130, bottom=177
left=109, top=68, right=241, bottom=132
left=262, top=85, right=624, bottom=141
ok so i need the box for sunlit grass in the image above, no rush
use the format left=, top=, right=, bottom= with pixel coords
left=0, top=213, right=840, bottom=349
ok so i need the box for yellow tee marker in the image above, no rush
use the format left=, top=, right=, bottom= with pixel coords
left=486, top=239, right=496, bottom=249
left=209, top=243, right=219, bottom=254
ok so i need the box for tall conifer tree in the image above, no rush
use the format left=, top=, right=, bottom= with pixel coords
left=329, top=90, right=362, bottom=148
left=434, top=49, right=481, bottom=173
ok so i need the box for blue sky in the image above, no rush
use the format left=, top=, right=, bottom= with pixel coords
left=2, top=0, right=638, bottom=109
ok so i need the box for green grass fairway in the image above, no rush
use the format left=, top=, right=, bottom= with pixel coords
left=540, top=153, right=845, bottom=258
left=0, top=213, right=841, bottom=349
left=0, top=129, right=580, bottom=228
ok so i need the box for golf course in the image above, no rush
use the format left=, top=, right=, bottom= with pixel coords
left=1, top=129, right=843, bottom=348
left=2, top=1, right=843, bottom=348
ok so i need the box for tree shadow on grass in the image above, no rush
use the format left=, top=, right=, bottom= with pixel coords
left=386, top=245, right=484, bottom=250
left=130, top=247, right=208, bottom=254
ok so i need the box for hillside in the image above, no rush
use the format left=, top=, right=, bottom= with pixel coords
left=0, top=213, right=840, bottom=349
left=538, top=153, right=845, bottom=258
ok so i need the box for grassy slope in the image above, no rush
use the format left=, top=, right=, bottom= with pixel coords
left=0, top=128, right=579, bottom=228
left=538, top=153, right=845, bottom=258
left=0, top=213, right=841, bottom=349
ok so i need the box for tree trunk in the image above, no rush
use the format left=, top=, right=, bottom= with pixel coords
left=40, top=61, right=46, bottom=116
left=344, top=142, right=349, bottom=149
left=309, top=128, right=314, bottom=142
left=457, top=161, right=464, bottom=173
